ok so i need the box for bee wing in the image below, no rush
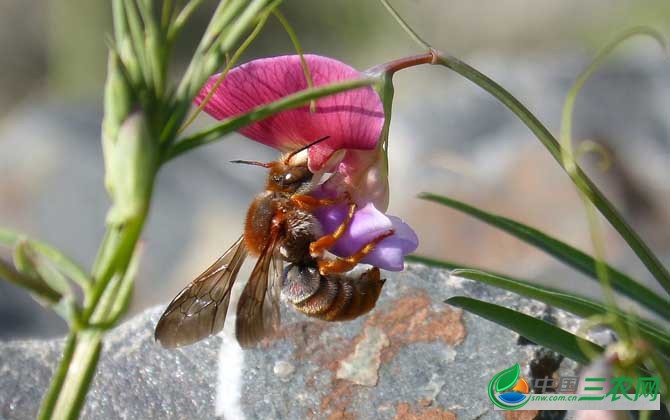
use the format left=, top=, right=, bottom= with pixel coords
left=265, top=246, right=284, bottom=332
left=155, top=235, right=248, bottom=348
left=235, top=228, right=282, bottom=348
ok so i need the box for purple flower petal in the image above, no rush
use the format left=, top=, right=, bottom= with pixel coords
left=314, top=202, right=418, bottom=271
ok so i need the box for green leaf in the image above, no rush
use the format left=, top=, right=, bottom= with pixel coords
left=495, top=364, right=520, bottom=393
left=446, top=296, right=603, bottom=364
left=419, top=193, right=670, bottom=320
left=2, top=253, right=79, bottom=325
left=406, top=255, right=471, bottom=271
left=13, top=240, right=41, bottom=280
left=453, top=269, right=670, bottom=352
left=15, top=242, right=72, bottom=298
left=0, top=258, right=61, bottom=305
left=0, top=228, right=91, bottom=292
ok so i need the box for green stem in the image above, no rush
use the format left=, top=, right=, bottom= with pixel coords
left=167, top=0, right=205, bottom=43
left=35, top=1, right=284, bottom=418
left=160, top=0, right=173, bottom=31
left=38, top=206, right=150, bottom=419
left=560, top=27, right=666, bottom=150
left=375, top=0, right=669, bottom=295
left=434, top=52, right=670, bottom=295
left=273, top=9, right=316, bottom=111
left=377, top=0, right=431, bottom=50
left=37, top=333, right=78, bottom=420
left=559, top=27, right=667, bottom=319
left=85, top=208, right=149, bottom=320
left=164, top=77, right=378, bottom=162
left=49, top=331, right=103, bottom=420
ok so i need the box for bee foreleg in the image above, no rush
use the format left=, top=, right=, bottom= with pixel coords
left=309, top=203, right=357, bottom=257
left=318, top=229, right=395, bottom=275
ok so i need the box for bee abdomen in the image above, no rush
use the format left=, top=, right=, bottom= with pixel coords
left=323, top=268, right=385, bottom=321
left=282, top=266, right=385, bottom=321
left=292, top=275, right=340, bottom=315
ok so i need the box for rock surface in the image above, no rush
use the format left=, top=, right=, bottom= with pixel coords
left=0, top=264, right=598, bottom=420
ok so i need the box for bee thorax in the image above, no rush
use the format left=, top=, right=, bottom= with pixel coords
left=280, top=209, right=322, bottom=264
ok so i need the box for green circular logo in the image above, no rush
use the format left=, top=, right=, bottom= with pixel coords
left=488, top=364, right=531, bottom=410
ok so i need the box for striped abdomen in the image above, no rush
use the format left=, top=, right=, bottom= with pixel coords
left=281, top=264, right=385, bottom=321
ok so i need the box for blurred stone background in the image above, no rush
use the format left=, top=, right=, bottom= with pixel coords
left=0, top=0, right=668, bottom=342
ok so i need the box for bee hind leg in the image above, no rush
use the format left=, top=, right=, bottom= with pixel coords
left=309, top=202, right=357, bottom=257
left=317, top=229, right=394, bottom=275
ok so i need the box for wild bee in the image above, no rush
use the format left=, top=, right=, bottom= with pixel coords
left=154, top=136, right=393, bottom=348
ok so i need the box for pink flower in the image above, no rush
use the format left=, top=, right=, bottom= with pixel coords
left=196, top=54, right=418, bottom=271
left=195, top=54, right=384, bottom=172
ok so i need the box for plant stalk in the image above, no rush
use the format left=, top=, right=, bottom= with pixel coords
left=433, top=52, right=670, bottom=295
left=49, top=331, right=103, bottom=420
left=37, top=204, right=150, bottom=419
left=376, top=0, right=669, bottom=294
left=37, top=333, right=77, bottom=420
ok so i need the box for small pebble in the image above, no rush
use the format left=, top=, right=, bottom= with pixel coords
left=273, top=360, right=295, bottom=381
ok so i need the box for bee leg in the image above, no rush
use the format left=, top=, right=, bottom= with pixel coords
left=309, top=203, right=357, bottom=257
left=318, top=229, right=395, bottom=275
left=290, top=192, right=350, bottom=212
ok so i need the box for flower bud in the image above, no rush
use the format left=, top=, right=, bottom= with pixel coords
left=105, top=111, right=158, bottom=224
left=102, top=51, right=133, bottom=143
left=102, top=51, right=134, bottom=194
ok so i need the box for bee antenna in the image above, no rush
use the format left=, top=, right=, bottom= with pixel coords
left=230, top=160, right=272, bottom=168
left=285, top=135, right=331, bottom=162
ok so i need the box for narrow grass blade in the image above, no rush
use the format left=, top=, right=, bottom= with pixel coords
left=446, top=296, right=603, bottom=364
left=405, top=255, right=463, bottom=271
left=419, top=193, right=670, bottom=320
left=453, top=269, right=670, bottom=352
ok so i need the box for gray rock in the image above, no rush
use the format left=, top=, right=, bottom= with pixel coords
left=0, top=264, right=600, bottom=419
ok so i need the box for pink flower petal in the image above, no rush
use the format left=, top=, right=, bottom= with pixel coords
left=321, top=149, right=390, bottom=211
left=195, top=55, right=384, bottom=171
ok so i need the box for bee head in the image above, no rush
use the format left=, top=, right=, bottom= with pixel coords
left=231, top=135, right=329, bottom=193
left=267, top=159, right=313, bottom=193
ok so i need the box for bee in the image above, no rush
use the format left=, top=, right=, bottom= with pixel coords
left=155, top=136, right=393, bottom=348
